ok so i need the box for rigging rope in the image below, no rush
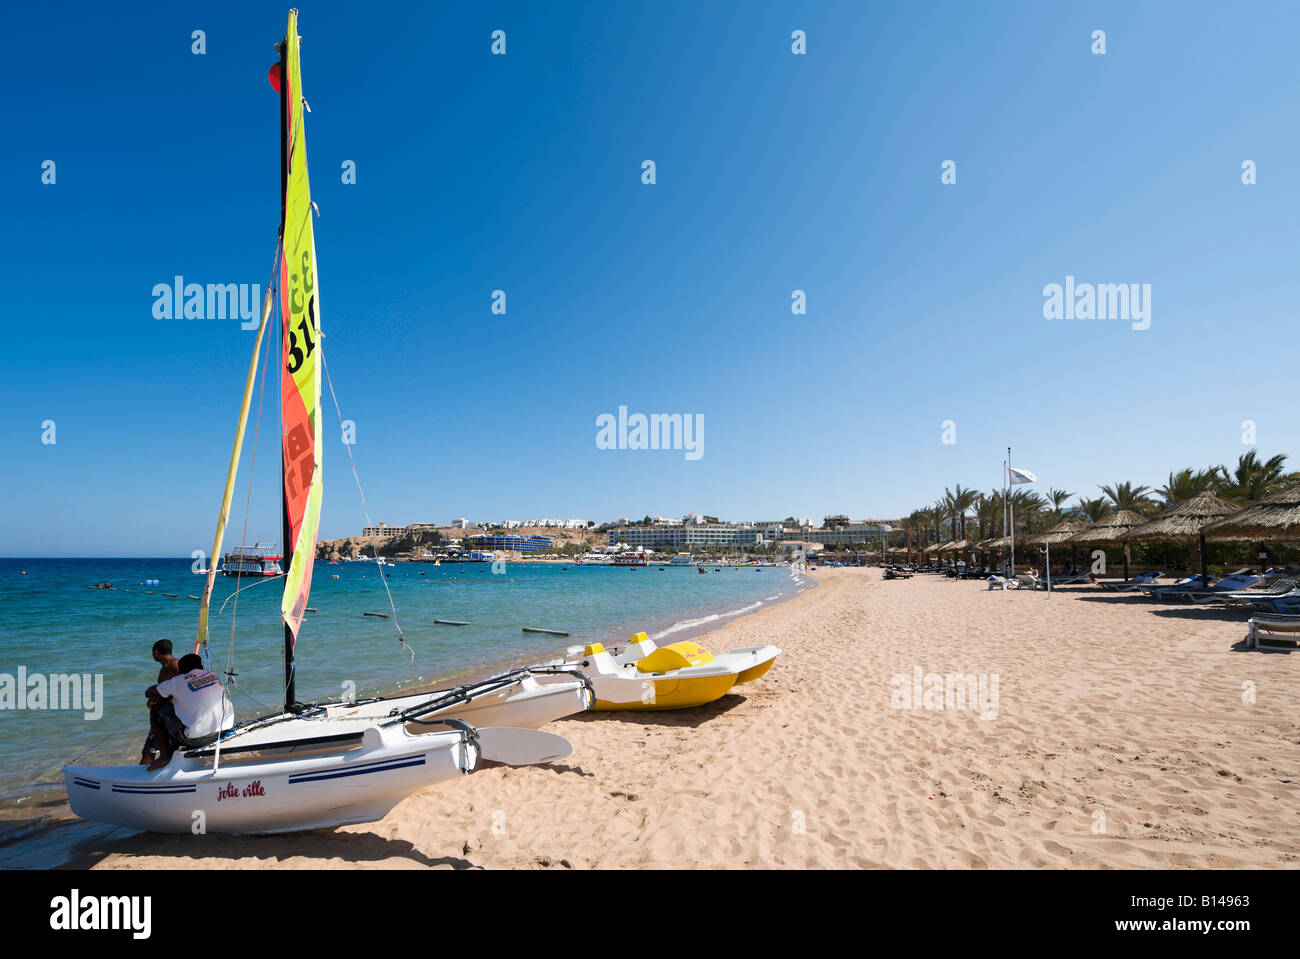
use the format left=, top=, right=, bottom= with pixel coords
left=321, top=351, right=413, bottom=660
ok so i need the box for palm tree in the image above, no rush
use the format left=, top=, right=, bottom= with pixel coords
left=945, top=484, right=980, bottom=541
left=1076, top=496, right=1110, bottom=522
left=1219, top=451, right=1289, bottom=504
left=1156, top=467, right=1224, bottom=504
left=1011, top=488, right=1047, bottom=533
left=925, top=504, right=945, bottom=544
left=901, top=512, right=923, bottom=560
left=974, top=492, right=999, bottom=540
left=1046, top=487, right=1074, bottom=518
left=1099, top=481, right=1155, bottom=513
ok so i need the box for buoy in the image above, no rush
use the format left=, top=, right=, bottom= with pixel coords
left=305, top=607, right=318, bottom=613
left=522, top=627, right=569, bottom=637
left=363, top=611, right=389, bottom=619
left=434, top=619, right=469, bottom=626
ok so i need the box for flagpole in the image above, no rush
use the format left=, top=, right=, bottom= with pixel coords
left=1002, top=458, right=1008, bottom=577
left=1008, top=446, right=1015, bottom=576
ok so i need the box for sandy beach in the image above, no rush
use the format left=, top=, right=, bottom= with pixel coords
left=64, top=568, right=1299, bottom=869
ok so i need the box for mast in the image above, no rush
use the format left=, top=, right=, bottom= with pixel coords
left=278, top=27, right=296, bottom=711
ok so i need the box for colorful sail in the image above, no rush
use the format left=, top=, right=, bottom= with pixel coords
left=278, top=8, right=322, bottom=642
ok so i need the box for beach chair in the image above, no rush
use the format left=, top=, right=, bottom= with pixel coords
left=1171, top=573, right=1262, bottom=602
left=1246, top=615, right=1300, bottom=651
left=1044, top=570, right=1094, bottom=587
left=1097, top=571, right=1162, bottom=591
left=1139, top=574, right=1215, bottom=600
left=1212, top=578, right=1299, bottom=608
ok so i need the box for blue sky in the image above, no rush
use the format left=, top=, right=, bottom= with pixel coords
left=2, top=1, right=1298, bottom=555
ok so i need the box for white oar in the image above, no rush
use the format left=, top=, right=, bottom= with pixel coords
left=474, top=727, right=572, bottom=766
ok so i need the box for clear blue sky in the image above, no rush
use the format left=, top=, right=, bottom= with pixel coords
left=3, top=1, right=1298, bottom=555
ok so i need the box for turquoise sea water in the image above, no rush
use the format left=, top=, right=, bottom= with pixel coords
left=0, top=557, right=805, bottom=808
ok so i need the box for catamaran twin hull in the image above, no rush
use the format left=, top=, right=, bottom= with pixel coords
left=67, top=722, right=482, bottom=835
left=65, top=670, right=592, bottom=835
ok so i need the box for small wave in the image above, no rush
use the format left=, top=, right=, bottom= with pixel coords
left=765, top=595, right=780, bottom=601
left=651, top=601, right=763, bottom=640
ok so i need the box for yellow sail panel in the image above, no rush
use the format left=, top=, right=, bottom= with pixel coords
left=279, top=9, right=322, bottom=641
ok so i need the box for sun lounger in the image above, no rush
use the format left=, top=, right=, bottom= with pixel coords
left=1097, top=571, right=1163, bottom=591
left=1208, top=578, right=1300, bottom=607
left=1044, top=570, right=1094, bottom=586
left=1139, top=574, right=1215, bottom=600
left=1169, top=574, right=1262, bottom=602
left=1246, top=615, right=1300, bottom=651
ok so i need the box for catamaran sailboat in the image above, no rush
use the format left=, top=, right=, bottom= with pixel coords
left=63, top=10, right=590, bottom=835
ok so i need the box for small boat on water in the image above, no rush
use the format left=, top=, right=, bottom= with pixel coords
left=220, top=543, right=283, bottom=577
left=575, top=551, right=612, bottom=566
left=538, top=632, right=780, bottom=710
left=613, top=551, right=649, bottom=567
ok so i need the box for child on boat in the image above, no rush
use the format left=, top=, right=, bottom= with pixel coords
left=145, top=653, right=235, bottom=771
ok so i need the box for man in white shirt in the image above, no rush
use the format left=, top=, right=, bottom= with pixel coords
left=146, top=653, right=235, bottom=771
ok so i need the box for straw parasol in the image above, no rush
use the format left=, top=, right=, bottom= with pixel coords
left=1065, top=509, right=1147, bottom=581
left=1121, top=491, right=1242, bottom=585
left=1202, top=482, right=1300, bottom=571
left=1202, top=481, right=1300, bottom=541
left=1028, top=516, right=1092, bottom=546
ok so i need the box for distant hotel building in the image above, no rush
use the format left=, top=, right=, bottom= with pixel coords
left=607, top=523, right=782, bottom=550
left=465, top=534, right=554, bottom=553
left=362, top=522, right=441, bottom=539
left=784, top=521, right=900, bottom=546
left=606, top=519, right=901, bottom=550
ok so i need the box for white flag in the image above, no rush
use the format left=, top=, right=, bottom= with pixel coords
left=1008, top=466, right=1037, bottom=485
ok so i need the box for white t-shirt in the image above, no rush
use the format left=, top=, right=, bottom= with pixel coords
left=156, top=669, right=235, bottom=739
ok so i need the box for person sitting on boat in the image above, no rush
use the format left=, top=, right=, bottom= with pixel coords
left=145, top=653, right=235, bottom=771
left=140, top=640, right=181, bottom=765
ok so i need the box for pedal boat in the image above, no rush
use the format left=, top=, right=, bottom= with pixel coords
left=541, top=633, right=780, bottom=710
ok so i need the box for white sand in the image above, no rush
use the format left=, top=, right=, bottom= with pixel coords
left=75, top=568, right=1300, bottom=868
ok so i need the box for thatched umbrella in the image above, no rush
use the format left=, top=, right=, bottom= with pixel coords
left=1065, top=509, right=1147, bottom=581
left=980, top=535, right=1011, bottom=566
left=1121, top=491, right=1241, bottom=585
left=1203, top=482, right=1300, bottom=539
left=945, top=539, right=970, bottom=563
left=1202, top=482, right=1300, bottom=569
left=1025, top=516, right=1092, bottom=589
left=1028, top=516, right=1092, bottom=546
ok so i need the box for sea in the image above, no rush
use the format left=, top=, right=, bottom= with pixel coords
left=0, top=556, right=809, bottom=866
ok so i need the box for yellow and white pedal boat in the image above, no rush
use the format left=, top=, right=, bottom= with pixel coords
left=543, top=632, right=780, bottom=710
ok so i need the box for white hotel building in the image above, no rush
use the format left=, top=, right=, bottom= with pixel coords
left=606, top=523, right=783, bottom=550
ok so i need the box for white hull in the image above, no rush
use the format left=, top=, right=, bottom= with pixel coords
left=64, top=670, right=592, bottom=835
left=332, top=673, right=592, bottom=730
left=66, top=724, right=475, bottom=835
